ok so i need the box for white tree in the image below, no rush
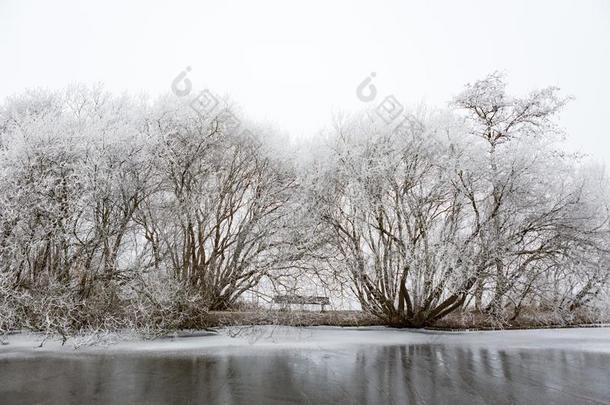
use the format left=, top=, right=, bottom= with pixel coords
left=307, top=114, right=481, bottom=326
left=133, top=99, right=299, bottom=310
left=452, top=72, right=610, bottom=320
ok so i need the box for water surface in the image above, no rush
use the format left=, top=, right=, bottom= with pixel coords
left=1, top=341, right=609, bottom=404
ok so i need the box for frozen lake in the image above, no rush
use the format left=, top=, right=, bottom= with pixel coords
left=1, top=327, right=609, bottom=404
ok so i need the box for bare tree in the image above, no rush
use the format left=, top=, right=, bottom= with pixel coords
left=135, top=102, right=298, bottom=310
left=453, top=72, right=610, bottom=320
left=309, top=115, right=480, bottom=327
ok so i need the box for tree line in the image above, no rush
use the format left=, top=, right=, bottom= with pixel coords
left=1, top=73, right=608, bottom=336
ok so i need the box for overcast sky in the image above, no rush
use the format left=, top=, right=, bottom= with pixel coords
left=1, top=0, right=609, bottom=163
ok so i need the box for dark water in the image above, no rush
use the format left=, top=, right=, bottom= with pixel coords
left=1, top=345, right=609, bottom=405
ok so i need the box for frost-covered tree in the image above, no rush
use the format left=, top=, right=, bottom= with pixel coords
left=0, top=87, right=300, bottom=334
left=303, top=73, right=610, bottom=327
left=307, top=114, right=481, bottom=327
left=134, top=100, right=298, bottom=310
left=452, top=72, right=610, bottom=320
left=1, top=76, right=609, bottom=334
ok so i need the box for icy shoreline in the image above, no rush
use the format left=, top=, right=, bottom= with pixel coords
left=2, top=326, right=610, bottom=356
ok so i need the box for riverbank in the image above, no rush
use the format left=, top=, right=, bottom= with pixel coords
left=2, top=308, right=609, bottom=349
left=204, top=308, right=610, bottom=330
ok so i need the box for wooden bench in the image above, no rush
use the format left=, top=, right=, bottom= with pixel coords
left=273, top=295, right=330, bottom=312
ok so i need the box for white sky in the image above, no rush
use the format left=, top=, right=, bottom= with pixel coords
left=1, top=0, right=609, bottom=163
